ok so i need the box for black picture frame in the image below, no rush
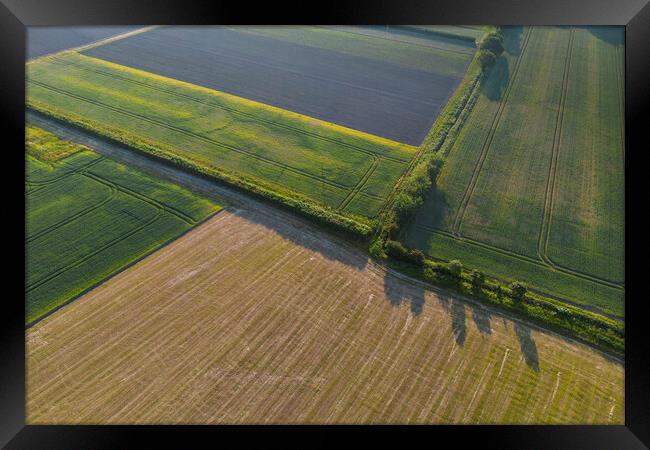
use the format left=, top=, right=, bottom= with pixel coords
left=1, top=0, right=648, bottom=447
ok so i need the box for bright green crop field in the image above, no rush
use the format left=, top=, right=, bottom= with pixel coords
left=27, top=53, right=417, bottom=221
left=405, top=26, right=624, bottom=318
left=26, top=125, right=223, bottom=324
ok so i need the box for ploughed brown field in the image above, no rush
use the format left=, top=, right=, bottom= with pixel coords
left=27, top=208, right=623, bottom=424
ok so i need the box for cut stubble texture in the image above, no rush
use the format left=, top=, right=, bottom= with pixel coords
left=27, top=210, right=623, bottom=424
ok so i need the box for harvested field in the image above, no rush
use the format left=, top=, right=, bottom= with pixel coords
left=27, top=53, right=416, bottom=219
left=27, top=209, right=623, bottom=424
left=27, top=26, right=139, bottom=60
left=82, top=26, right=474, bottom=145
left=405, top=26, right=624, bottom=317
left=26, top=125, right=223, bottom=324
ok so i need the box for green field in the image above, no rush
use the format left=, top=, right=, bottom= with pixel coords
left=405, top=26, right=624, bottom=317
left=26, top=125, right=223, bottom=324
left=26, top=53, right=418, bottom=222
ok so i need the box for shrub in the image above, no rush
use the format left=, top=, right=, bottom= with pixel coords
left=478, top=49, right=497, bottom=71
left=385, top=240, right=426, bottom=266
left=479, top=32, right=505, bottom=55
left=469, top=269, right=485, bottom=290
left=409, top=249, right=426, bottom=267
left=385, top=240, right=409, bottom=260
left=447, top=260, right=463, bottom=278
left=509, top=281, right=528, bottom=301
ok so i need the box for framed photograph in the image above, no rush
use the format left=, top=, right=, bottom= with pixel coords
left=1, top=0, right=648, bottom=447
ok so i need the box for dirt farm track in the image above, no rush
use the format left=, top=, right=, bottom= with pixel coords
left=27, top=207, right=622, bottom=424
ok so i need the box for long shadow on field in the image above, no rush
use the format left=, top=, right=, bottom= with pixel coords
left=231, top=208, right=369, bottom=270
left=470, top=302, right=492, bottom=335
left=483, top=56, right=510, bottom=102
left=437, top=294, right=467, bottom=346
left=481, top=25, right=524, bottom=102
left=514, top=322, right=540, bottom=372
left=584, top=26, right=624, bottom=46
left=383, top=273, right=426, bottom=316
left=503, top=26, right=525, bottom=56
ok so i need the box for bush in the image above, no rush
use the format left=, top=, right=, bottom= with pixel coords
left=479, top=32, right=504, bottom=55
left=385, top=240, right=409, bottom=260
left=509, top=281, right=528, bottom=301
left=478, top=49, right=497, bottom=71
left=447, top=260, right=463, bottom=278
left=385, top=240, right=425, bottom=266
left=409, top=249, right=426, bottom=267
left=469, top=269, right=485, bottom=290
left=382, top=153, right=445, bottom=240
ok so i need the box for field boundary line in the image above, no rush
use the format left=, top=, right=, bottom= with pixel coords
left=413, top=224, right=623, bottom=319
left=27, top=182, right=116, bottom=243
left=26, top=202, right=163, bottom=293
left=26, top=207, right=228, bottom=327
left=48, top=56, right=411, bottom=164
left=311, top=25, right=476, bottom=56
left=420, top=218, right=623, bottom=290
left=451, top=27, right=533, bottom=237
left=26, top=26, right=159, bottom=64
left=29, top=79, right=360, bottom=194
left=26, top=154, right=106, bottom=186
left=337, top=158, right=380, bottom=211
left=110, top=28, right=443, bottom=111
left=83, top=170, right=196, bottom=224
left=377, top=70, right=483, bottom=220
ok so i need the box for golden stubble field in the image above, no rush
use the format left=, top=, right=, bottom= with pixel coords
left=27, top=208, right=623, bottom=424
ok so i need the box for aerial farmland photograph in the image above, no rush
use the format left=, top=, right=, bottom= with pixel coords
left=25, top=25, right=624, bottom=424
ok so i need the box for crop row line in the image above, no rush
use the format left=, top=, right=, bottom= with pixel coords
left=50, top=56, right=411, bottom=165
left=451, top=27, right=533, bottom=236
left=26, top=201, right=163, bottom=293
left=337, top=158, right=380, bottom=211
left=27, top=183, right=117, bottom=244
left=84, top=170, right=196, bottom=224
left=29, top=80, right=365, bottom=197
left=416, top=223, right=624, bottom=291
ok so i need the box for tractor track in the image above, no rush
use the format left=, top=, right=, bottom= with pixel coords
left=451, top=27, right=533, bottom=236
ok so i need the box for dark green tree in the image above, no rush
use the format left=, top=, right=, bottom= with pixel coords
left=469, top=269, right=485, bottom=291
left=479, top=33, right=504, bottom=55
left=478, top=49, right=497, bottom=71
left=509, top=281, right=528, bottom=302
left=447, top=260, right=463, bottom=279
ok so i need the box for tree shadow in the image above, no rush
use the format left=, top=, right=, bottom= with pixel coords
left=450, top=298, right=467, bottom=346
left=383, top=272, right=426, bottom=316
left=470, top=303, right=492, bottom=335
left=582, top=26, right=624, bottom=46
left=502, top=25, right=525, bottom=56
left=483, top=56, right=510, bottom=102
left=231, top=206, right=369, bottom=270
left=514, top=322, right=539, bottom=372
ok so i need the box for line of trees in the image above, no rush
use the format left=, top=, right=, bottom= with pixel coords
left=477, top=28, right=505, bottom=71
